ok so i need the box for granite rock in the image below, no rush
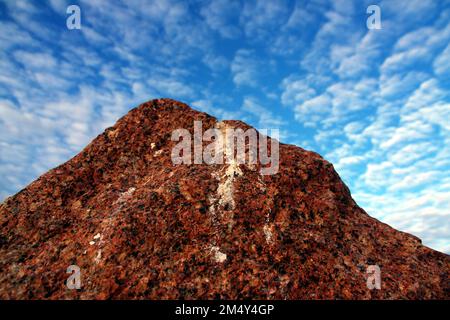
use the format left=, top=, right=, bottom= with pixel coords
left=0, top=98, right=448, bottom=299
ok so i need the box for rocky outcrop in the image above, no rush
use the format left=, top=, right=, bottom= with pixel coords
left=0, top=98, right=448, bottom=299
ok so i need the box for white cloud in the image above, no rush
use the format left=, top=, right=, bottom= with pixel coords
left=326, top=78, right=377, bottom=113
left=294, top=94, right=332, bottom=127
left=379, top=120, right=433, bottom=150
left=388, top=171, right=439, bottom=192
left=403, top=78, right=446, bottom=111
left=334, top=31, right=384, bottom=79
left=390, top=142, right=438, bottom=166
left=200, top=0, right=241, bottom=39
left=202, top=53, right=229, bottom=72
left=433, top=43, right=450, bottom=76
left=242, top=97, right=286, bottom=128
left=380, top=0, right=438, bottom=24
left=231, top=49, right=260, bottom=87
left=14, top=50, right=57, bottom=69
left=379, top=71, right=428, bottom=98
left=147, top=77, right=195, bottom=99
left=191, top=99, right=242, bottom=121
left=394, top=27, right=435, bottom=51
left=240, top=0, right=289, bottom=40
left=47, top=0, right=70, bottom=13
left=281, top=77, right=316, bottom=106
left=381, top=47, right=431, bottom=75
left=0, top=21, right=37, bottom=50
left=344, top=121, right=365, bottom=136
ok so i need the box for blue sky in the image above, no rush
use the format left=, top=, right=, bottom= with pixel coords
left=0, top=0, right=449, bottom=253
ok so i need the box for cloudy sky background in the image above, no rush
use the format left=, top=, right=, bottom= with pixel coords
left=0, top=0, right=449, bottom=253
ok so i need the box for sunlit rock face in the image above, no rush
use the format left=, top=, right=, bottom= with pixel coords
left=0, top=98, right=448, bottom=299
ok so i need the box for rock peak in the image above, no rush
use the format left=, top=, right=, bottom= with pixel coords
left=0, top=99, right=448, bottom=299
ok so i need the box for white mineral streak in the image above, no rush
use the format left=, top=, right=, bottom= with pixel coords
left=206, top=121, right=244, bottom=263
left=210, top=246, right=227, bottom=263
left=214, top=121, right=243, bottom=211
left=94, top=249, right=102, bottom=264
left=89, top=233, right=102, bottom=246
left=117, top=187, right=136, bottom=203
left=216, top=159, right=243, bottom=209
left=263, top=224, right=274, bottom=245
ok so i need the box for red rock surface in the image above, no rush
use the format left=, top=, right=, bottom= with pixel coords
left=0, top=98, right=448, bottom=299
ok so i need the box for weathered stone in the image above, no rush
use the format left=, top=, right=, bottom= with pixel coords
left=0, top=98, right=448, bottom=299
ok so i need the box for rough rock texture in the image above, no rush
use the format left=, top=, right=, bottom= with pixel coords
left=0, top=98, right=448, bottom=299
